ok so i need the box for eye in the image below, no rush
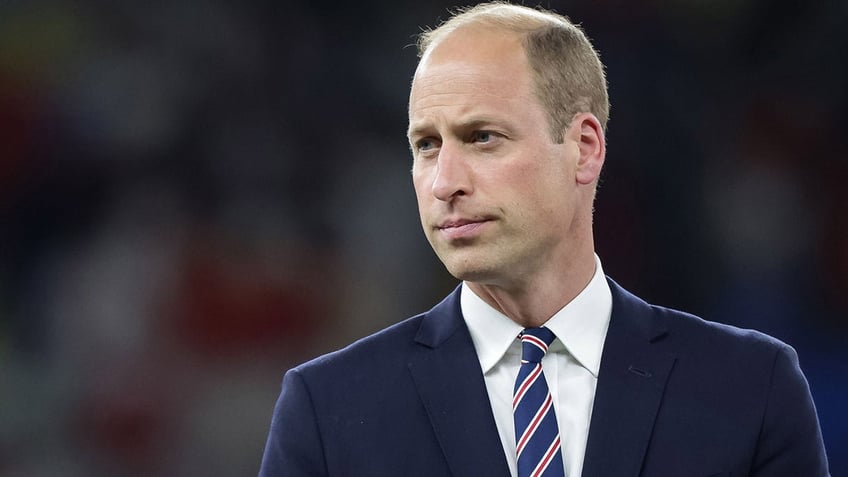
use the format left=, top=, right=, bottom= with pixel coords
left=414, top=137, right=441, bottom=156
left=417, top=138, right=435, bottom=151
left=471, top=131, right=493, bottom=143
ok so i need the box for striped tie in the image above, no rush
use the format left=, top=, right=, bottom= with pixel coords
left=513, top=327, right=565, bottom=477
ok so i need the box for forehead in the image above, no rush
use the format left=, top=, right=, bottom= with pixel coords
left=421, top=24, right=526, bottom=63
left=408, top=27, right=537, bottom=128
left=413, top=25, right=530, bottom=89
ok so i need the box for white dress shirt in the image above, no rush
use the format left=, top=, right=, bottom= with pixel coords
left=461, top=255, right=612, bottom=477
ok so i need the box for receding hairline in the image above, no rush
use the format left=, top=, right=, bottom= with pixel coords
left=416, top=3, right=571, bottom=58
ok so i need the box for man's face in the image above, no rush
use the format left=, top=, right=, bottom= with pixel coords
left=408, top=27, right=585, bottom=288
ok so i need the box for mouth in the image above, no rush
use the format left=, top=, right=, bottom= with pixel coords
left=435, top=218, right=493, bottom=240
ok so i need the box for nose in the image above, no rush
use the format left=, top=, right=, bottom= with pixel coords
left=431, top=144, right=472, bottom=201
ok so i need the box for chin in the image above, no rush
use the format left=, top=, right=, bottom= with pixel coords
left=443, top=260, right=499, bottom=283
left=434, top=245, right=504, bottom=282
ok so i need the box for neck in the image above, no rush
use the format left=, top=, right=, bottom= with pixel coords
left=466, top=247, right=597, bottom=328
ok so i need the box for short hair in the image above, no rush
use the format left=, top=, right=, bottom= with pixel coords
left=416, top=2, right=609, bottom=141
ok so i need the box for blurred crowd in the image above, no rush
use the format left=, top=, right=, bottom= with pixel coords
left=0, top=0, right=845, bottom=475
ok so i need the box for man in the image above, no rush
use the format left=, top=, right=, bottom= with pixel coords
left=260, top=3, right=829, bottom=476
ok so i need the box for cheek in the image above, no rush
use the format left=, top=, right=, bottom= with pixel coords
left=411, top=172, right=429, bottom=201
left=412, top=179, right=436, bottom=225
left=515, top=165, right=573, bottom=217
left=498, top=160, right=555, bottom=198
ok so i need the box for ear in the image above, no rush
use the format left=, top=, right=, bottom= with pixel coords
left=569, top=112, right=605, bottom=186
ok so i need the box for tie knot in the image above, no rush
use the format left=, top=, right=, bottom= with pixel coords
left=519, top=327, right=556, bottom=364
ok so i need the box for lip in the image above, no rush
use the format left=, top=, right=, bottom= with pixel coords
left=436, top=218, right=492, bottom=240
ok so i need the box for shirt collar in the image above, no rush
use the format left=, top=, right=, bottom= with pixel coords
left=461, top=254, right=612, bottom=377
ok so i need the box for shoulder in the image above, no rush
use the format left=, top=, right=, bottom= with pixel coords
left=292, top=285, right=464, bottom=381
left=637, top=298, right=829, bottom=473
left=654, top=302, right=793, bottom=357
left=609, top=277, right=792, bottom=359
left=294, top=312, right=427, bottom=378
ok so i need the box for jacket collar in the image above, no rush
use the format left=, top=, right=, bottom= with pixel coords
left=582, top=278, right=675, bottom=475
left=408, top=285, right=512, bottom=476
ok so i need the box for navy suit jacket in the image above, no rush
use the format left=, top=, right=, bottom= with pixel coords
left=260, top=279, right=829, bottom=476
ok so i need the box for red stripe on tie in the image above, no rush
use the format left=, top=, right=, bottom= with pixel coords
left=513, top=363, right=542, bottom=409
left=531, top=435, right=561, bottom=477
left=515, top=393, right=553, bottom=457
left=522, top=334, right=548, bottom=354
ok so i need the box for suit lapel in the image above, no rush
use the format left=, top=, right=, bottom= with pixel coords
left=582, top=279, right=676, bottom=476
left=407, top=287, right=511, bottom=477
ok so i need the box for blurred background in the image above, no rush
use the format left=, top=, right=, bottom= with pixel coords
left=0, top=0, right=845, bottom=475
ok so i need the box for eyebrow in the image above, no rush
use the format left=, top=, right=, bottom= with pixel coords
left=407, top=116, right=507, bottom=140
left=406, top=124, right=430, bottom=141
